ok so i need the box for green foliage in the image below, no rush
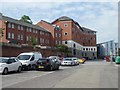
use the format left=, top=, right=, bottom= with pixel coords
left=20, top=15, right=33, bottom=24
left=57, top=44, right=70, bottom=53
left=0, top=28, right=4, bottom=37
left=30, top=37, right=37, bottom=47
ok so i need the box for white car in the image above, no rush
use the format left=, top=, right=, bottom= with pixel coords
left=72, top=57, right=79, bottom=65
left=61, top=58, right=76, bottom=66
left=0, top=57, right=22, bottom=75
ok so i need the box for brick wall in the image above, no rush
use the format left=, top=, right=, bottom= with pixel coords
left=1, top=44, right=61, bottom=57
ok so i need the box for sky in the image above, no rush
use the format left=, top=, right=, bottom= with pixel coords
left=0, top=0, right=119, bottom=44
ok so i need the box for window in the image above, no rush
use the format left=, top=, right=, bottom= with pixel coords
left=36, top=30, right=38, bottom=33
left=65, top=41, right=67, bottom=44
left=8, top=23, right=11, bottom=28
left=64, top=24, right=68, bottom=27
left=21, top=26, right=23, bottom=30
left=8, top=33, right=11, bottom=38
left=29, top=28, right=32, bottom=32
left=59, top=41, right=61, bottom=44
left=26, top=36, right=29, bottom=41
left=21, top=35, right=23, bottom=40
left=91, top=48, right=93, bottom=51
left=86, top=48, right=88, bottom=51
left=27, top=28, right=29, bottom=32
left=59, top=34, right=61, bottom=37
left=36, top=38, right=38, bottom=42
left=56, top=40, right=57, bottom=44
left=64, top=32, right=68, bottom=36
left=12, top=24, right=14, bottom=28
left=18, top=25, right=20, bottom=30
left=56, top=33, right=58, bottom=37
left=11, top=33, right=14, bottom=39
left=18, top=35, right=20, bottom=40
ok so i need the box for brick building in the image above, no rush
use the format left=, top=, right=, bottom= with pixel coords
left=0, top=13, right=97, bottom=59
left=37, top=20, right=62, bottom=46
left=52, top=16, right=97, bottom=59
left=0, top=13, right=53, bottom=48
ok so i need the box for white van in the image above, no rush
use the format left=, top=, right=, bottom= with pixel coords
left=17, top=52, right=42, bottom=70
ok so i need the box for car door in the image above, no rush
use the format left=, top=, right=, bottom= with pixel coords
left=7, top=59, right=17, bottom=71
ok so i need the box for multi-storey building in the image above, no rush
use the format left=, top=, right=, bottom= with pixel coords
left=37, top=20, right=62, bottom=46
left=1, top=14, right=97, bottom=59
left=52, top=16, right=97, bottom=59
left=97, top=40, right=118, bottom=59
left=0, top=13, right=53, bottom=48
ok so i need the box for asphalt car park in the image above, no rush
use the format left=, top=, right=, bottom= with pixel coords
left=1, top=65, right=79, bottom=88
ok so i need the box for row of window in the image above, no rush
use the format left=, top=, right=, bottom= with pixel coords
left=83, top=48, right=96, bottom=51
left=8, top=23, right=50, bottom=36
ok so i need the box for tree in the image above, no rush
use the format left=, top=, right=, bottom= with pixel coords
left=0, top=28, right=4, bottom=42
left=30, top=37, right=37, bottom=50
left=57, top=44, right=71, bottom=57
left=20, top=15, right=33, bottom=24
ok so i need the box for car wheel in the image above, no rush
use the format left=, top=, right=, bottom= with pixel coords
left=56, top=66, right=59, bottom=70
left=3, top=68, right=8, bottom=75
left=17, top=66, right=22, bottom=73
left=27, top=65, right=31, bottom=70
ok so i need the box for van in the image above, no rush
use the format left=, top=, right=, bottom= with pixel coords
left=17, top=52, right=42, bottom=70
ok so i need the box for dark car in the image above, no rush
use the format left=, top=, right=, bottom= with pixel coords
left=36, top=58, right=60, bottom=71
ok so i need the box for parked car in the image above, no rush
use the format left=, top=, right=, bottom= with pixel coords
left=0, top=57, right=22, bottom=75
left=17, top=52, right=42, bottom=70
left=78, top=58, right=86, bottom=64
left=61, top=58, right=76, bottom=66
left=72, top=57, right=79, bottom=65
left=48, top=56, right=61, bottom=65
left=36, top=58, right=60, bottom=71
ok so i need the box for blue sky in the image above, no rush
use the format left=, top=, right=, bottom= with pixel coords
left=0, top=0, right=118, bottom=44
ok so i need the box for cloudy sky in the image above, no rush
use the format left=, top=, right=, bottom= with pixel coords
left=0, top=0, right=118, bottom=44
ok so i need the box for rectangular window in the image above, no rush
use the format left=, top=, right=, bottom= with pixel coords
left=8, top=23, right=11, bottom=28
left=56, top=33, right=57, bottom=37
left=21, top=26, right=23, bottom=30
left=27, top=28, right=29, bottom=32
left=18, top=25, right=20, bottom=30
left=29, top=28, right=32, bottom=32
left=26, top=36, right=29, bottom=41
left=36, top=30, right=38, bottom=33
left=21, top=35, right=23, bottom=40
left=8, top=33, right=11, bottom=38
left=18, top=35, right=20, bottom=40
left=11, top=33, right=14, bottom=39
left=12, top=24, right=14, bottom=28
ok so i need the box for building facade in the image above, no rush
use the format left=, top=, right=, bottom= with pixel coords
left=1, top=14, right=97, bottom=59
left=37, top=20, right=62, bottom=46
left=97, top=40, right=118, bottom=59
left=0, top=13, right=53, bottom=48
left=52, top=16, right=97, bottom=59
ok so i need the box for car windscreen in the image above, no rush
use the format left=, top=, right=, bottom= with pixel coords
left=0, top=58, right=8, bottom=63
left=18, top=55, right=31, bottom=60
left=64, top=58, right=72, bottom=61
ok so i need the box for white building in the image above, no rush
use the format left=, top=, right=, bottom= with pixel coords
left=97, top=40, right=118, bottom=59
